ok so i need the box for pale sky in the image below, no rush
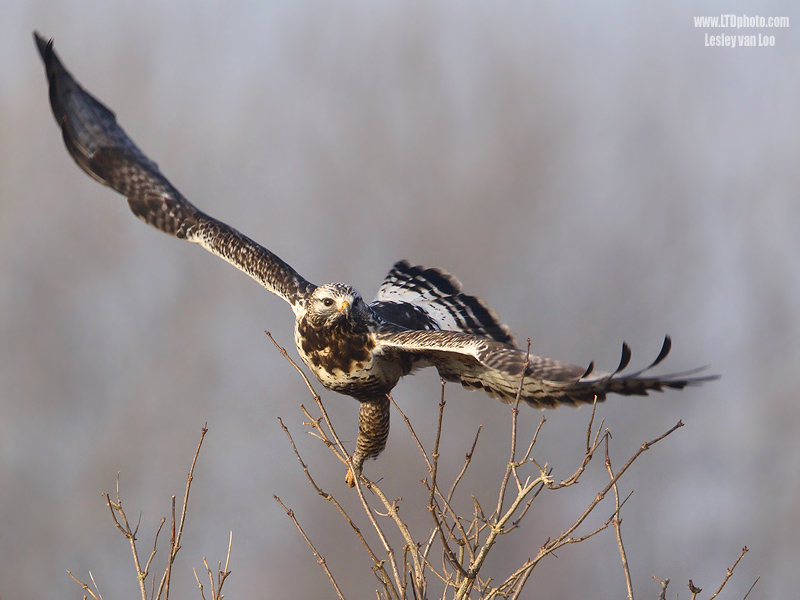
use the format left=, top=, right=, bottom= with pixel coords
left=2, top=1, right=799, bottom=598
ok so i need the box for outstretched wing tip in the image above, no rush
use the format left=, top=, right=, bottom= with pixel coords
left=580, top=360, right=595, bottom=378
left=571, top=336, right=719, bottom=400
left=34, top=32, right=60, bottom=82
left=33, top=31, right=50, bottom=53
left=615, top=341, right=632, bottom=373
left=652, top=335, right=673, bottom=367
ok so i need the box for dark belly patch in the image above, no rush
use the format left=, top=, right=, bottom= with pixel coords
left=297, top=316, right=376, bottom=375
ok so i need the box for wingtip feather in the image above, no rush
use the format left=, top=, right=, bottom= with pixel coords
left=33, top=31, right=54, bottom=64
left=615, top=342, right=632, bottom=374
left=650, top=335, right=672, bottom=368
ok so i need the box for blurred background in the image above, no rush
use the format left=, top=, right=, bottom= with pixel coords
left=2, top=0, right=799, bottom=597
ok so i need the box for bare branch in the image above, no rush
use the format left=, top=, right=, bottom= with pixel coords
left=155, top=424, right=208, bottom=600
left=494, top=340, right=532, bottom=520
left=266, top=332, right=351, bottom=462
left=742, top=576, right=761, bottom=600
left=706, top=546, right=749, bottom=600
left=275, top=496, right=347, bottom=600
left=538, top=422, right=684, bottom=562
left=270, top=327, right=729, bottom=600
left=277, top=416, right=398, bottom=599
left=653, top=576, right=670, bottom=600
left=67, top=570, right=102, bottom=600
left=102, top=475, right=149, bottom=600
left=605, top=435, right=634, bottom=600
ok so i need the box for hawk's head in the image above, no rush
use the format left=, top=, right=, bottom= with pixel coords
left=305, top=283, right=369, bottom=329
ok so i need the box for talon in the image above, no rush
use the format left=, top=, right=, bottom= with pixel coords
left=345, top=465, right=358, bottom=487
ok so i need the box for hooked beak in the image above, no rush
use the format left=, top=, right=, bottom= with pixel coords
left=337, top=300, right=350, bottom=315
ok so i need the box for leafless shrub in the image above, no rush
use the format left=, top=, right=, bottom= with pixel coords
left=67, top=336, right=753, bottom=599
left=267, top=332, right=754, bottom=599
left=68, top=425, right=232, bottom=600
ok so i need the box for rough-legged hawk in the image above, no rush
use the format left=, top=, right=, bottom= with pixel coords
left=35, top=33, right=717, bottom=486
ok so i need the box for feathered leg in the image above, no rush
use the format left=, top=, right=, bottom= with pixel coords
left=345, top=395, right=391, bottom=487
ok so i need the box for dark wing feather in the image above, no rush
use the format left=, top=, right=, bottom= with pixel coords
left=35, top=33, right=315, bottom=309
left=373, top=261, right=515, bottom=344
left=375, top=330, right=718, bottom=409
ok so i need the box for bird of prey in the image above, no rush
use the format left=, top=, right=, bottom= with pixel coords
left=35, top=33, right=717, bottom=486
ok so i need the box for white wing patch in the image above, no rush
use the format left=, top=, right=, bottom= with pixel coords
left=374, top=261, right=515, bottom=344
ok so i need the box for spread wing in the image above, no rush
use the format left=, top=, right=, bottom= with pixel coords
left=375, top=331, right=718, bottom=408
left=371, top=260, right=515, bottom=344
left=35, top=33, right=315, bottom=311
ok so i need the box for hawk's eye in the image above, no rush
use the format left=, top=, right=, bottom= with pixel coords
left=322, top=298, right=335, bottom=307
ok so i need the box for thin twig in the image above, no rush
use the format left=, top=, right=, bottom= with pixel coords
left=707, top=546, right=749, bottom=600
left=362, top=480, right=427, bottom=600
left=653, top=576, right=670, bottom=600
left=265, top=332, right=350, bottom=461
left=144, top=517, right=166, bottom=587
left=192, top=567, right=205, bottom=600
left=741, top=576, right=760, bottom=600
left=421, top=417, right=483, bottom=573
left=605, top=435, right=634, bottom=600
left=156, top=424, right=208, bottom=600
left=414, top=413, right=479, bottom=575
left=446, top=423, right=483, bottom=505
left=494, top=340, right=532, bottom=520
left=282, top=413, right=401, bottom=599
left=192, top=533, right=233, bottom=600
left=391, top=390, right=468, bottom=583
left=548, top=401, right=607, bottom=489
left=103, top=475, right=149, bottom=600
left=538, top=422, right=683, bottom=561
left=67, top=570, right=102, bottom=600
left=203, top=532, right=234, bottom=600
left=277, top=416, right=396, bottom=596
left=275, top=496, right=347, bottom=600
left=454, top=470, right=549, bottom=599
